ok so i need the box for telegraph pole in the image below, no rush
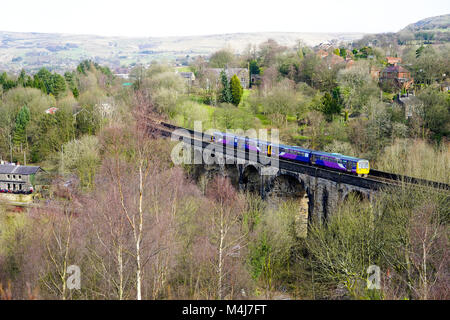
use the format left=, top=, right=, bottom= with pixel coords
left=9, top=134, right=12, bottom=163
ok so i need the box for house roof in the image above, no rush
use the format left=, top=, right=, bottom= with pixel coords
left=386, top=57, right=402, bottom=64
left=324, top=54, right=345, bottom=65
left=382, top=65, right=410, bottom=73
left=178, top=72, right=195, bottom=79
left=0, top=164, right=41, bottom=175
left=316, top=49, right=329, bottom=58
left=45, top=107, right=59, bottom=114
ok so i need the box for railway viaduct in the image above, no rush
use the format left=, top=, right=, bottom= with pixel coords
left=157, top=121, right=448, bottom=225
left=179, top=138, right=380, bottom=224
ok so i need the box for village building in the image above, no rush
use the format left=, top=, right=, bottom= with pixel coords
left=379, top=65, right=414, bottom=91
left=316, top=49, right=329, bottom=59
left=386, top=56, right=402, bottom=66
left=440, top=80, right=450, bottom=92
left=0, top=162, right=41, bottom=193
left=394, top=94, right=423, bottom=119
left=45, top=107, right=59, bottom=114
left=177, top=71, right=196, bottom=85
left=250, top=74, right=262, bottom=86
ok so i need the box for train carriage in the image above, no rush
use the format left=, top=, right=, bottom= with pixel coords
left=209, top=131, right=370, bottom=176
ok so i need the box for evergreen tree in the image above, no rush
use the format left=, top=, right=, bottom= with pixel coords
left=51, top=73, right=67, bottom=97
left=18, top=69, right=26, bottom=86
left=219, top=70, right=232, bottom=103
left=13, top=106, right=31, bottom=146
left=230, top=74, right=243, bottom=106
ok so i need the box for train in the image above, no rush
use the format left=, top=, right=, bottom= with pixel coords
left=210, top=131, right=370, bottom=176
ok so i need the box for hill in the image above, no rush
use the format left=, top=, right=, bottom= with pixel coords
left=355, top=14, right=450, bottom=48
left=400, top=13, right=450, bottom=33
left=0, top=31, right=364, bottom=73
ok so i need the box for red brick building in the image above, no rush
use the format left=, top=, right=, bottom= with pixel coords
left=386, top=57, right=402, bottom=66
left=379, top=65, right=414, bottom=90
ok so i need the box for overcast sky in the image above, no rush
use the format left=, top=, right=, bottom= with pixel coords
left=1, top=0, right=449, bottom=37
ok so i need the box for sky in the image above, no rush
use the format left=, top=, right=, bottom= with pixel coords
left=1, top=0, right=449, bottom=38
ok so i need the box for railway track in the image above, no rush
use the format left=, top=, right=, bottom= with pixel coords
left=148, top=119, right=450, bottom=192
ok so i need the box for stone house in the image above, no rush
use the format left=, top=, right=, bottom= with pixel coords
left=394, top=94, right=422, bottom=119
left=177, top=71, right=196, bottom=84
left=0, top=163, right=41, bottom=193
left=250, top=74, right=262, bottom=86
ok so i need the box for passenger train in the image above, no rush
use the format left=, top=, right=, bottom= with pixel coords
left=210, top=132, right=370, bottom=176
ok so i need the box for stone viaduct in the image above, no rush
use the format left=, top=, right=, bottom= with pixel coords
left=186, top=144, right=377, bottom=225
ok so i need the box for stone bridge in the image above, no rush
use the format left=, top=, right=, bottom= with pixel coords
left=187, top=145, right=375, bottom=225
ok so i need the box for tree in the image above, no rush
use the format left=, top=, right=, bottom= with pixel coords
left=51, top=73, right=67, bottom=98
left=230, top=75, right=243, bottom=106
left=249, top=60, right=260, bottom=75
left=60, top=136, right=100, bottom=189
left=320, top=87, right=343, bottom=121
left=337, top=61, right=378, bottom=112
left=206, top=176, right=246, bottom=299
left=13, top=106, right=30, bottom=147
left=219, top=70, right=232, bottom=104
left=209, top=49, right=235, bottom=68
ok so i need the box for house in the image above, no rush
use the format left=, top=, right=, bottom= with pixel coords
left=316, top=49, right=329, bottom=59
left=206, top=68, right=249, bottom=89
left=322, top=53, right=346, bottom=68
left=0, top=162, right=41, bottom=193
left=115, top=73, right=129, bottom=80
left=440, top=80, right=450, bottom=92
left=379, top=65, right=414, bottom=90
left=177, top=71, right=196, bottom=85
left=114, top=67, right=130, bottom=79
left=394, top=94, right=422, bottom=119
left=386, top=57, right=402, bottom=66
left=250, top=74, right=262, bottom=86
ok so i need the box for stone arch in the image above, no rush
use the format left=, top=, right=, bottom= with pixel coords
left=266, top=173, right=306, bottom=199
left=241, top=165, right=261, bottom=193
left=223, top=164, right=240, bottom=188
left=266, top=173, right=309, bottom=238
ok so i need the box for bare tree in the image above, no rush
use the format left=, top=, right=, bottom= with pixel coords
left=206, top=176, right=247, bottom=299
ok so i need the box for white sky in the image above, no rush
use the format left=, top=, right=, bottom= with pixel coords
left=1, top=0, right=449, bottom=37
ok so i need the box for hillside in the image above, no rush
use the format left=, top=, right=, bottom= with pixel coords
left=355, top=14, right=450, bottom=48
left=400, top=13, right=450, bottom=33
left=0, top=31, right=364, bottom=73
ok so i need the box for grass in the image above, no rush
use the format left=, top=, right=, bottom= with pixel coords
left=374, top=139, right=450, bottom=184
left=176, top=66, right=192, bottom=73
